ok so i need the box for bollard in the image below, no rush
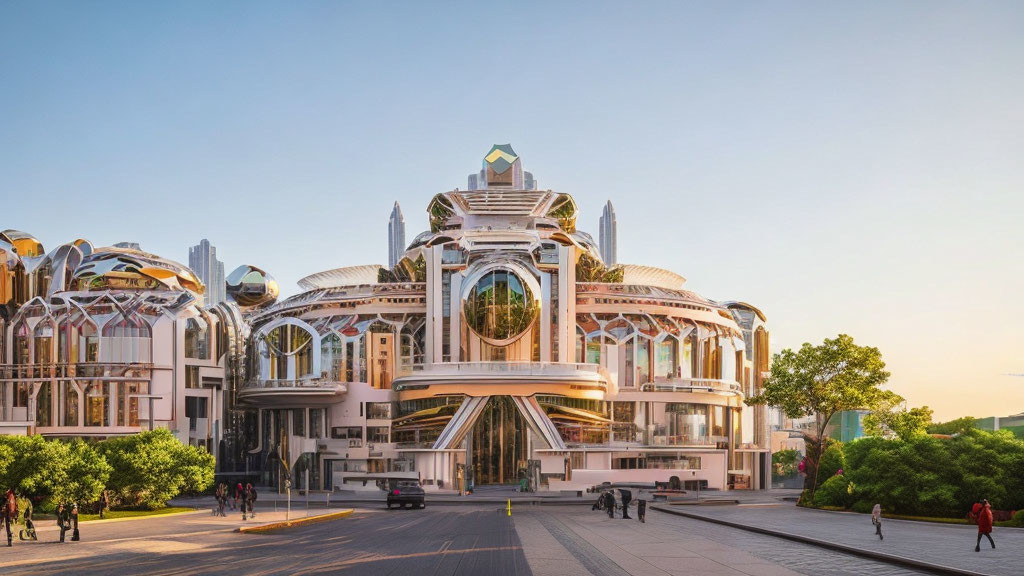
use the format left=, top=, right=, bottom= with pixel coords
left=507, top=499, right=511, bottom=517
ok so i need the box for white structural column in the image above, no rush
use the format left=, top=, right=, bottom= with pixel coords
left=557, top=245, right=576, bottom=363
left=449, top=271, right=462, bottom=362
left=539, top=272, right=552, bottom=362
left=425, top=245, right=444, bottom=363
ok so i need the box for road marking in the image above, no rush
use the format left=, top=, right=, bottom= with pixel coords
left=288, top=545, right=525, bottom=574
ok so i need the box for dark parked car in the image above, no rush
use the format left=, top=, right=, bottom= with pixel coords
left=386, top=480, right=425, bottom=509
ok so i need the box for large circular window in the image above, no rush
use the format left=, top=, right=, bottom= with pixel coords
left=463, top=268, right=539, bottom=343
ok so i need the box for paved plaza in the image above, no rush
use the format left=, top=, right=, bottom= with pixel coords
left=0, top=499, right=991, bottom=575
left=663, top=503, right=1022, bottom=576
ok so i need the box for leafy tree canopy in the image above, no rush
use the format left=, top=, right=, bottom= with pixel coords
left=747, top=334, right=896, bottom=492
left=97, top=428, right=214, bottom=509
left=927, top=416, right=978, bottom=435
left=864, top=401, right=933, bottom=440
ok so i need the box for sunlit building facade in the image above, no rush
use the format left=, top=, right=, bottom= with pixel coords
left=0, top=146, right=771, bottom=492
left=241, top=146, right=772, bottom=493
left=0, top=234, right=255, bottom=471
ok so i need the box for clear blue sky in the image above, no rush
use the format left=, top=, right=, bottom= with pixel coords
left=2, top=1, right=1022, bottom=420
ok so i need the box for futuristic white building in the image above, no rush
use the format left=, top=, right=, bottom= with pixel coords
left=0, top=146, right=770, bottom=493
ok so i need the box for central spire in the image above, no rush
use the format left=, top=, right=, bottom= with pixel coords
left=467, top=144, right=537, bottom=190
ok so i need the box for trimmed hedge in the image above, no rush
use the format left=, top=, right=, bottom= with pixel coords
left=835, top=429, right=1024, bottom=517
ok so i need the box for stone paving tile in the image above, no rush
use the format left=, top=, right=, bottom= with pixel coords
left=646, top=556, right=748, bottom=575
left=674, top=504, right=1020, bottom=576
left=521, top=505, right=935, bottom=576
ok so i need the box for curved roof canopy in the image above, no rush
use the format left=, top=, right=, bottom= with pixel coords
left=619, top=265, right=687, bottom=290
left=298, top=264, right=383, bottom=291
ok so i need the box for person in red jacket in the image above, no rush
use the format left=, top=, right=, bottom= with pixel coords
left=975, top=499, right=995, bottom=552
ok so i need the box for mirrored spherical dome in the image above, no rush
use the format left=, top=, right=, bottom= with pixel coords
left=463, top=268, right=538, bottom=343
left=226, top=265, right=279, bottom=308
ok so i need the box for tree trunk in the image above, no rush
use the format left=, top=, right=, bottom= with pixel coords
left=803, top=436, right=822, bottom=492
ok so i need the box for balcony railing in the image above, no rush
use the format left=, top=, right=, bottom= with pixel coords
left=410, top=361, right=604, bottom=376
left=640, top=378, right=741, bottom=395
left=244, top=378, right=342, bottom=390
left=0, top=363, right=155, bottom=381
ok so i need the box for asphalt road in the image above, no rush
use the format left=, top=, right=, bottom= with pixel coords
left=0, top=505, right=529, bottom=576
left=0, top=502, right=950, bottom=576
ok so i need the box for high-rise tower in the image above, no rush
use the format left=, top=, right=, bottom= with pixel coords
left=188, top=239, right=226, bottom=307
left=388, top=202, right=406, bottom=268
left=599, top=200, right=617, bottom=265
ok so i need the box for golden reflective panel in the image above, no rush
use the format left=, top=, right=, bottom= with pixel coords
left=469, top=396, right=528, bottom=485
left=0, top=230, right=45, bottom=258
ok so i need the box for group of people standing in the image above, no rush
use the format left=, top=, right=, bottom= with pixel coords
left=3, top=488, right=82, bottom=545
left=592, top=488, right=646, bottom=523
left=215, top=483, right=258, bottom=520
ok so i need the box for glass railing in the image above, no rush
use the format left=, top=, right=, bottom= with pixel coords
left=640, top=378, right=741, bottom=394
left=243, top=378, right=344, bottom=390
left=0, top=363, right=155, bottom=381
left=408, top=361, right=604, bottom=376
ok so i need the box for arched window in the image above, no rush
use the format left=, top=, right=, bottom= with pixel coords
left=78, top=318, right=99, bottom=363
left=185, top=316, right=210, bottom=360
left=399, top=319, right=425, bottom=371
left=102, top=315, right=152, bottom=363
left=13, top=320, right=29, bottom=365
left=320, top=333, right=344, bottom=381
left=33, top=319, right=55, bottom=364
left=263, top=323, right=315, bottom=380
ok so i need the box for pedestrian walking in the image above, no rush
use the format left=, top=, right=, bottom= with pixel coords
left=216, top=483, right=227, bottom=517
left=871, top=504, right=883, bottom=540
left=99, top=490, right=109, bottom=519
left=235, top=483, right=244, bottom=514
left=975, top=499, right=995, bottom=552
left=56, top=503, right=70, bottom=543
left=19, top=499, right=36, bottom=541
left=246, top=484, right=258, bottom=519
left=637, top=498, right=647, bottom=523
left=2, top=488, right=17, bottom=547
left=71, top=504, right=80, bottom=541
left=605, top=491, right=615, bottom=518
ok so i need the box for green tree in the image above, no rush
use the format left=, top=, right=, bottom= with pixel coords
left=772, top=449, right=801, bottom=477
left=746, top=334, right=896, bottom=495
left=97, top=429, right=215, bottom=509
left=0, top=435, right=64, bottom=500
left=926, top=416, right=977, bottom=435
left=816, top=441, right=847, bottom=488
left=51, top=440, right=111, bottom=506
left=865, top=404, right=933, bottom=440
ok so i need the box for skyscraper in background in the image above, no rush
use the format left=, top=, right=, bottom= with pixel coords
left=467, top=144, right=537, bottom=190
left=599, top=200, right=617, bottom=265
left=388, top=202, right=406, bottom=268
left=188, top=239, right=225, bottom=307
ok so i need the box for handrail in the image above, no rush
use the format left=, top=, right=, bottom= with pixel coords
left=244, top=378, right=345, bottom=390
left=409, top=361, right=605, bottom=376
left=640, top=378, right=742, bottom=394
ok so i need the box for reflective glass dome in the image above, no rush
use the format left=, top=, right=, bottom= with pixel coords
left=463, top=269, right=538, bottom=342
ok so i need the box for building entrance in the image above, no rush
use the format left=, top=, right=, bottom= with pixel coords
left=469, top=396, right=528, bottom=485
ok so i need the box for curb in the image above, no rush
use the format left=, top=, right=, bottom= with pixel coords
left=80, top=509, right=205, bottom=525
left=27, top=509, right=204, bottom=533
left=651, top=505, right=995, bottom=576
left=237, top=509, right=354, bottom=533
